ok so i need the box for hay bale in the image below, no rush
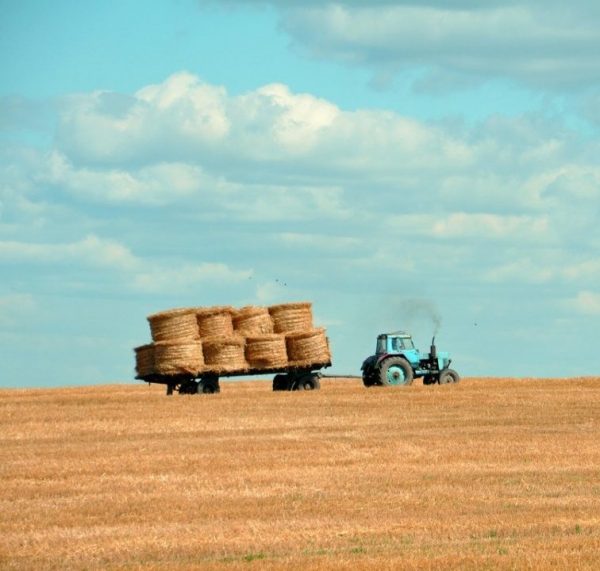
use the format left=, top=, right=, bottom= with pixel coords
left=196, top=306, right=234, bottom=338
left=147, top=307, right=199, bottom=342
left=154, top=340, right=204, bottom=376
left=268, top=302, right=313, bottom=333
left=286, top=328, right=331, bottom=367
left=134, top=344, right=155, bottom=378
left=203, top=335, right=247, bottom=373
left=245, top=334, right=288, bottom=369
left=233, top=306, right=274, bottom=335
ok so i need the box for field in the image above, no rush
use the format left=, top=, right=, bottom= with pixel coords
left=1, top=377, right=599, bottom=570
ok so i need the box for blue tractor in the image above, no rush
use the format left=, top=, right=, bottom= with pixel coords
left=361, top=331, right=459, bottom=387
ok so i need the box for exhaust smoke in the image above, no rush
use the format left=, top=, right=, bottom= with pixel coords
left=396, top=298, right=442, bottom=336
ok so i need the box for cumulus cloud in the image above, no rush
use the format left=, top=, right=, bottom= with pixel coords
left=215, top=1, right=600, bottom=92
left=0, top=235, right=252, bottom=294
left=3, top=73, right=599, bottom=299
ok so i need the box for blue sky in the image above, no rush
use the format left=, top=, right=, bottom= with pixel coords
left=1, top=0, right=599, bottom=387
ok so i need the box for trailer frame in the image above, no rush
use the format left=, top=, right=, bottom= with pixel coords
left=137, top=360, right=332, bottom=395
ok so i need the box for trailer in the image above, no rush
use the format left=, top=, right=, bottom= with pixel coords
left=137, top=359, right=331, bottom=395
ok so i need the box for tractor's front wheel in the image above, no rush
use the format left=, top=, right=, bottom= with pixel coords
left=379, top=357, right=414, bottom=386
left=438, top=368, right=460, bottom=384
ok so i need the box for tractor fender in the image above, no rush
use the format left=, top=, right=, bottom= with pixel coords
left=375, top=353, right=397, bottom=367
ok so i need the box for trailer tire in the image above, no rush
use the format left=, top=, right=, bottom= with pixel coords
left=379, top=357, right=413, bottom=386
left=179, top=379, right=198, bottom=394
left=438, top=369, right=460, bottom=384
left=295, top=373, right=321, bottom=391
left=273, top=374, right=289, bottom=391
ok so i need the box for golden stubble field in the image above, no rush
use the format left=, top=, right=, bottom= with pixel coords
left=1, top=377, right=599, bottom=570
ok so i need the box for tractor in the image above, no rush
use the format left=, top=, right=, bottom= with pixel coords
left=361, top=331, right=459, bottom=387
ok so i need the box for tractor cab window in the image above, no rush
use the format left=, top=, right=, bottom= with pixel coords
left=376, top=337, right=387, bottom=354
left=402, top=337, right=415, bottom=349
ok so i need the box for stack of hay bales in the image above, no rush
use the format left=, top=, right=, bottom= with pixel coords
left=134, top=301, right=330, bottom=378
left=145, top=307, right=203, bottom=376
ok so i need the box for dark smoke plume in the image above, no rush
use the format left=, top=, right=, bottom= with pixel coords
left=396, top=298, right=442, bottom=335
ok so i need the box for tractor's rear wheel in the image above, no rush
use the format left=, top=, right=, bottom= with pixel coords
left=379, top=357, right=414, bottom=386
left=362, top=369, right=378, bottom=387
left=438, top=368, right=460, bottom=384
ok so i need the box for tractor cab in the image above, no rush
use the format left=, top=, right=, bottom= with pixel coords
left=376, top=331, right=421, bottom=367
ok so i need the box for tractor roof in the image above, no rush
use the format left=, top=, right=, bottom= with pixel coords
left=379, top=331, right=412, bottom=337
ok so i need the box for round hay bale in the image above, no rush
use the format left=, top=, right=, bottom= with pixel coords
left=233, top=306, right=274, bottom=335
left=286, top=328, right=331, bottom=367
left=268, top=301, right=313, bottom=333
left=203, top=335, right=247, bottom=373
left=134, top=344, right=155, bottom=378
left=196, top=306, right=234, bottom=338
left=154, top=340, right=204, bottom=376
left=147, top=307, right=199, bottom=342
left=245, top=334, right=288, bottom=369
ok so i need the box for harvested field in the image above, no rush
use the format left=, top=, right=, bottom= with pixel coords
left=1, top=377, right=599, bottom=570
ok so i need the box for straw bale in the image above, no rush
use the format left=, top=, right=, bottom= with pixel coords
left=134, top=344, right=155, bottom=378
left=286, top=328, right=331, bottom=367
left=147, top=307, right=199, bottom=342
left=196, top=306, right=234, bottom=338
left=245, top=334, right=288, bottom=369
left=154, top=340, right=204, bottom=376
left=268, top=301, right=313, bottom=333
left=203, top=335, right=247, bottom=373
left=233, top=306, right=274, bottom=335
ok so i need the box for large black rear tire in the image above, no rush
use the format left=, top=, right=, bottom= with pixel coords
left=362, top=369, right=378, bottom=387
left=378, top=357, right=414, bottom=386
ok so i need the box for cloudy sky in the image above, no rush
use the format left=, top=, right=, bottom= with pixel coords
left=1, top=0, right=599, bottom=387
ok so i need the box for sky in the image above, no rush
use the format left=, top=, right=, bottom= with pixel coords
left=1, top=0, right=599, bottom=387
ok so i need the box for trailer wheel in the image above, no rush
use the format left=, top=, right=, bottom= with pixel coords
left=438, top=369, right=460, bottom=384
left=198, top=376, right=220, bottom=394
left=273, top=374, right=289, bottom=391
left=379, top=357, right=413, bottom=386
left=179, top=379, right=198, bottom=394
left=295, top=373, right=321, bottom=391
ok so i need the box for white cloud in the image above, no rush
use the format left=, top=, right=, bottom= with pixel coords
left=566, top=291, right=600, bottom=316
left=247, top=2, right=600, bottom=91
left=385, top=212, right=549, bottom=241
left=133, top=263, right=253, bottom=293
left=0, top=293, right=36, bottom=325
left=0, top=235, right=138, bottom=271
left=0, top=235, right=252, bottom=294
left=41, top=151, right=207, bottom=204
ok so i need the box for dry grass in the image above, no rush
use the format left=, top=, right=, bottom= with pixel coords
left=1, top=377, right=599, bottom=570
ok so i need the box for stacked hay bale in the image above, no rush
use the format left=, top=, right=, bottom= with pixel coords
left=134, top=344, right=155, bottom=378
left=134, top=300, right=330, bottom=379
left=268, top=302, right=331, bottom=368
left=145, top=307, right=203, bottom=377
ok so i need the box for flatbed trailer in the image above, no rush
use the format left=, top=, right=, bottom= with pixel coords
left=138, top=360, right=332, bottom=395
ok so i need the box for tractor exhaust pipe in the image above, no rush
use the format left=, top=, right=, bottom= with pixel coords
left=430, top=336, right=437, bottom=362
